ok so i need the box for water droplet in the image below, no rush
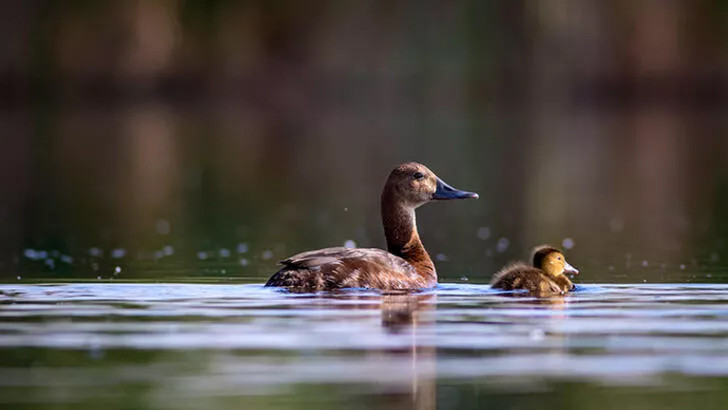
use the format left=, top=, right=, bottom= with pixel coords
left=343, top=240, right=356, bottom=249
left=460, top=276, right=469, bottom=282
left=476, top=227, right=491, bottom=240
left=608, top=265, right=614, bottom=271
left=16, top=276, right=21, bottom=281
left=197, top=251, right=208, bottom=260
left=114, top=266, right=121, bottom=274
left=153, top=250, right=164, bottom=260
left=344, top=207, right=348, bottom=212
left=88, top=344, right=104, bottom=360
left=44, top=259, right=55, bottom=270
left=609, top=217, right=624, bottom=232
left=239, top=258, right=249, bottom=266
left=261, top=250, right=273, bottom=260
left=529, top=329, right=545, bottom=341
left=642, top=260, right=649, bottom=267
left=111, top=248, right=126, bottom=259
left=89, top=247, right=103, bottom=257
left=236, top=243, right=249, bottom=253
left=643, top=279, right=647, bottom=283
left=679, top=264, right=686, bottom=270
left=496, top=238, right=509, bottom=253
left=163, top=245, right=174, bottom=256
left=219, top=248, right=231, bottom=258
left=707, top=273, right=712, bottom=278
left=221, top=269, right=226, bottom=274
left=97, top=276, right=102, bottom=280
left=23, top=249, right=48, bottom=261
left=562, top=238, right=575, bottom=249
left=435, top=253, right=448, bottom=262
left=155, top=219, right=171, bottom=235
left=60, top=255, right=73, bottom=264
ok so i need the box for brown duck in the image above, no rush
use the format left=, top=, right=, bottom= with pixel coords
left=265, top=162, right=478, bottom=291
left=491, top=245, right=579, bottom=296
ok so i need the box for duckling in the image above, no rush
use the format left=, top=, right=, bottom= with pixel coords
left=265, top=162, right=478, bottom=291
left=491, top=245, right=579, bottom=296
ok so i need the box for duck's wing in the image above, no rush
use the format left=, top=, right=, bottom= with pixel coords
left=266, top=247, right=423, bottom=291
left=490, top=263, right=563, bottom=296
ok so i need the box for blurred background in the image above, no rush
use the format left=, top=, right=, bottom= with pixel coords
left=2, top=0, right=728, bottom=282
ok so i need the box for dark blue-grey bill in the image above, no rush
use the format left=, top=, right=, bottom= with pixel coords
left=432, top=178, right=479, bottom=200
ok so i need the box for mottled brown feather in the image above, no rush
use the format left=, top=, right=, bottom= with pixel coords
left=265, top=247, right=433, bottom=291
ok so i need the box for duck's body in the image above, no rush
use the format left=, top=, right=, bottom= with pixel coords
left=491, top=246, right=579, bottom=297
left=265, top=247, right=431, bottom=290
left=265, top=162, right=478, bottom=291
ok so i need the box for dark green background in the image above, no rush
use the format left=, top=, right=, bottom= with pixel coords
left=2, top=1, right=728, bottom=282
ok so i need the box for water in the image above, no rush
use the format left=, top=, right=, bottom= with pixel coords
left=2, top=282, right=728, bottom=409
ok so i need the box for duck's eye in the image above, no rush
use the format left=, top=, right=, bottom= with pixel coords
left=413, top=172, right=425, bottom=180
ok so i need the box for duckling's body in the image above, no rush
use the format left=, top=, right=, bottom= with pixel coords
left=491, top=246, right=579, bottom=297
left=265, top=162, right=478, bottom=291
left=553, top=274, right=575, bottom=292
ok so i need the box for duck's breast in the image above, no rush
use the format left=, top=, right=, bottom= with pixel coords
left=553, top=275, right=575, bottom=292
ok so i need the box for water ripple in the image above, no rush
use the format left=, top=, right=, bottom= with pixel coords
left=2, top=282, right=728, bottom=406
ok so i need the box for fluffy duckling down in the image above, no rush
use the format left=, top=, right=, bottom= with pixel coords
left=491, top=245, right=579, bottom=297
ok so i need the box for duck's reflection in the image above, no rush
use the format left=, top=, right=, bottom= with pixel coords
left=499, top=292, right=569, bottom=308
left=321, top=291, right=436, bottom=409
left=380, top=292, right=432, bottom=332
left=377, top=292, right=436, bottom=410
left=295, top=290, right=437, bottom=408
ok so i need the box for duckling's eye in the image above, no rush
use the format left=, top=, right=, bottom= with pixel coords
left=557, top=257, right=562, bottom=260
left=413, top=172, right=425, bottom=180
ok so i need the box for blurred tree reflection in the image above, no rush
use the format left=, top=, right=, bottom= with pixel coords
left=1, top=0, right=727, bottom=282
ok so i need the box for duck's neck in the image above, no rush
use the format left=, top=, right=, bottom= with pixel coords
left=381, top=192, right=436, bottom=282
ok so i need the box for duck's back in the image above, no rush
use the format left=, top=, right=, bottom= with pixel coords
left=265, top=247, right=431, bottom=291
left=490, top=263, right=562, bottom=296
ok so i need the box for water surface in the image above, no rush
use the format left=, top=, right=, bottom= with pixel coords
left=2, top=282, right=728, bottom=409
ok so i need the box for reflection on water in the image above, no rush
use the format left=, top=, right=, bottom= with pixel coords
left=1, top=283, right=728, bottom=409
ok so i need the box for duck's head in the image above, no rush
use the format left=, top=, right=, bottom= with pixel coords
left=384, top=162, right=479, bottom=208
left=532, top=245, right=579, bottom=279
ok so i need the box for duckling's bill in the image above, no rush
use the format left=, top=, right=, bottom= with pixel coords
left=564, top=261, right=579, bottom=275
left=432, top=178, right=479, bottom=200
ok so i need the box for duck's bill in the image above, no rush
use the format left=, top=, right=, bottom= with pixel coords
left=432, top=178, right=479, bottom=200
left=564, top=261, right=579, bottom=275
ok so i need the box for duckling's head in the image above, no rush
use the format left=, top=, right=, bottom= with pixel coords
left=384, top=162, right=479, bottom=208
left=532, top=245, right=579, bottom=279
